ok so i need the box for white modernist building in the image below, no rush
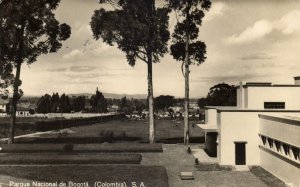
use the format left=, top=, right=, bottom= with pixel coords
left=198, top=77, right=300, bottom=187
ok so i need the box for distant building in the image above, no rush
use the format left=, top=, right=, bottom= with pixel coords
left=0, top=99, right=8, bottom=113
left=198, top=77, right=300, bottom=187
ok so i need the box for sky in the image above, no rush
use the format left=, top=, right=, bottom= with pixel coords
left=19, top=0, right=300, bottom=98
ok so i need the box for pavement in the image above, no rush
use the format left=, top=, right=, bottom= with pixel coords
left=141, top=144, right=267, bottom=187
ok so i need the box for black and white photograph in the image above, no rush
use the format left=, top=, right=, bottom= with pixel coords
left=0, top=0, right=299, bottom=186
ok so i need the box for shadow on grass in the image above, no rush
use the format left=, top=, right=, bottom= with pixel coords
left=250, top=166, right=286, bottom=187
left=158, top=137, right=205, bottom=144
left=195, top=163, right=233, bottom=171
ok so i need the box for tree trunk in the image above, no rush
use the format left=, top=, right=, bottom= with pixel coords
left=184, top=34, right=190, bottom=145
left=8, top=62, right=21, bottom=144
left=8, top=22, right=25, bottom=144
left=148, top=53, right=155, bottom=144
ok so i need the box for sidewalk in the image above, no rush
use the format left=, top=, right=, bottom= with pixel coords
left=141, top=144, right=267, bottom=187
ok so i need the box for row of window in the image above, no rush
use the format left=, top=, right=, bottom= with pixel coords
left=264, top=102, right=285, bottom=109
left=259, top=134, right=299, bottom=162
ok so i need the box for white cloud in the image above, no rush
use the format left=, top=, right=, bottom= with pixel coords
left=226, top=19, right=273, bottom=44
left=203, top=2, right=228, bottom=22
left=226, top=10, right=300, bottom=44
left=276, top=10, right=300, bottom=34
left=63, top=49, right=84, bottom=59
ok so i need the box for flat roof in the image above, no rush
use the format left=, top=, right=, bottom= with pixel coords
left=204, top=106, right=237, bottom=110
left=217, top=108, right=300, bottom=113
left=196, top=124, right=217, bottom=132
left=259, top=114, right=300, bottom=126
left=239, top=84, right=300, bottom=88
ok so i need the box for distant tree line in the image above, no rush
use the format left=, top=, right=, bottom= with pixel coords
left=36, top=88, right=107, bottom=114
left=197, top=83, right=237, bottom=108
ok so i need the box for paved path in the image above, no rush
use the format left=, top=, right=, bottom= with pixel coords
left=141, top=144, right=267, bottom=187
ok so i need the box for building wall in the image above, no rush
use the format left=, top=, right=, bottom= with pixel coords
left=218, top=112, right=260, bottom=165
left=205, top=108, right=217, bottom=125
left=259, top=115, right=300, bottom=186
left=246, top=87, right=300, bottom=109
left=0, top=104, right=6, bottom=112
left=218, top=111, right=300, bottom=166
left=259, top=116, right=300, bottom=146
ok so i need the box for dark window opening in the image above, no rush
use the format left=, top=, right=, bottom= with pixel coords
left=267, top=138, right=274, bottom=148
left=264, top=102, right=285, bottom=109
left=291, top=147, right=299, bottom=160
left=261, top=136, right=267, bottom=145
left=274, top=140, right=281, bottom=152
left=282, top=144, right=290, bottom=156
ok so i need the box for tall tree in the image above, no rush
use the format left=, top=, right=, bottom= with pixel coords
left=0, top=0, right=71, bottom=143
left=154, top=95, right=175, bottom=111
left=59, top=93, right=71, bottom=113
left=206, top=83, right=237, bottom=106
left=90, top=88, right=107, bottom=113
left=50, top=92, right=60, bottom=113
left=36, top=94, right=51, bottom=114
left=72, top=96, right=85, bottom=112
left=91, top=0, right=170, bottom=143
left=168, top=0, right=211, bottom=144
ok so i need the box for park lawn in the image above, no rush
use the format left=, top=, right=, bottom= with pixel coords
left=0, top=117, right=52, bottom=139
left=0, top=143, right=163, bottom=153
left=0, top=165, right=169, bottom=187
left=0, top=153, right=142, bottom=165
left=14, top=119, right=204, bottom=144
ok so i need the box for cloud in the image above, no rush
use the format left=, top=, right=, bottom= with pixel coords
left=47, top=68, right=67, bottom=72
left=226, top=20, right=273, bottom=44
left=226, top=10, right=300, bottom=44
left=240, top=53, right=275, bottom=60
left=63, top=49, right=84, bottom=59
left=69, top=66, right=97, bottom=72
left=276, top=10, right=300, bottom=34
left=203, top=2, right=228, bottom=22
left=195, top=73, right=270, bottom=83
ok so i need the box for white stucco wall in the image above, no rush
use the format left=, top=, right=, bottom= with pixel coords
left=259, top=115, right=300, bottom=186
left=259, top=116, right=300, bottom=146
left=218, top=112, right=260, bottom=165
left=260, top=148, right=300, bottom=187
left=218, top=111, right=300, bottom=166
left=246, top=87, right=300, bottom=109
left=205, top=108, right=217, bottom=125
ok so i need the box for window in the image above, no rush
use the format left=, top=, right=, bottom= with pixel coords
left=291, top=147, right=299, bottom=160
left=264, top=102, right=285, bottom=109
left=274, top=140, right=281, bottom=152
left=282, top=143, right=290, bottom=156
left=261, top=135, right=267, bottom=145
left=267, top=138, right=274, bottom=149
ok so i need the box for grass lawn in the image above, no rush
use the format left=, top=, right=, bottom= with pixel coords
left=0, top=153, right=142, bottom=164
left=0, top=165, right=169, bottom=187
left=13, top=119, right=204, bottom=144
left=250, top=166, right=286, bottom=187
left=0, top=117, right=51, bottom=139
left=0, top=143, right=163, bottom=153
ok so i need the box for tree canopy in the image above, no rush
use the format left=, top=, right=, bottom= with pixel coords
left=91, top=0, right=170, bottom=66
left=169, top=0, right=210, bottom=66
left=0, top=0, right=71, bottom=143
left=197, top=83, right=237, bottom=108
left=154, top=95, right=175, bottom=111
